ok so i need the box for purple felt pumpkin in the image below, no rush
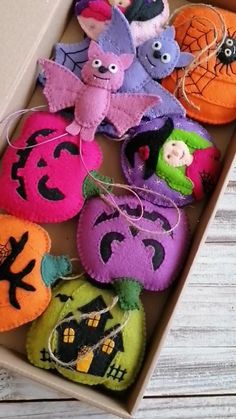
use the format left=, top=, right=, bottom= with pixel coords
left=77, top=195, right=190, bottom=310
left=0, top=112, right=103, bottom=223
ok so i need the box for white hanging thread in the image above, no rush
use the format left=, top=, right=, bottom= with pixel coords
left=60, top=258, right=85, bottom=281
left=0, top=105, right=70, bottom=150
left=47, top=296, right=131, bottom=368
left=79, top=137, right=181, bottom=236
left=167, top=3, right=227, bottom=110
left=1, top=109, right=181, bottom=236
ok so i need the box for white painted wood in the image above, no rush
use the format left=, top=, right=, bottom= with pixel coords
left=0, top=397, right=236, bottom=419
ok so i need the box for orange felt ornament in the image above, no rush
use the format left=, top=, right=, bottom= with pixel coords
left=162, top=6, right=236, bottom=124
left=0, top=215, right=72, bottom=332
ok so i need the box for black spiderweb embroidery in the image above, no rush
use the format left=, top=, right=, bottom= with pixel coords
left=174, top=18, right=236, bottom=98
left=56, top=40, right=89, bottom=78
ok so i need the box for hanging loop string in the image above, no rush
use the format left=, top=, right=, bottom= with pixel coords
left=0, top=106, right=70, bottom=150
left=80, top=138, right=181, bottom=236
left=47, top=296, right=128, bottom=368
left=60, top=258, right=85, bottom=281
left=167, top=4, right=227, bottom=110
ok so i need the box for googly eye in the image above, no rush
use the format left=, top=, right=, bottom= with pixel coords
left=226, top=38, right=234, bottom=47
left=109, top=63, right=118, bottom=74
left=152, top=41, right=162, bottom=51
left=161, top=53, right=171, bottom=63
left=92, top=59, right=102, bottom=68
left=225, top=48, right=232, bottom=57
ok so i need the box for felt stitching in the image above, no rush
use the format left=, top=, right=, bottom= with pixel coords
left=77, top=197, right=190, bottom=291
left=40, top=45, right=158, bottom=140
left=0, top=113, right=103, bottom=223
left=27, top=278, right=146, bottom=390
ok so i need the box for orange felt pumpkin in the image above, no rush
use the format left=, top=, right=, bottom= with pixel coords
left=0, top=215, right=72, bottom=331
left=162, top=6, right=236, bottom=124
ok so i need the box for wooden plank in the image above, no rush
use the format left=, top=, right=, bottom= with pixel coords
left=0, top=397, right=236, bottom=418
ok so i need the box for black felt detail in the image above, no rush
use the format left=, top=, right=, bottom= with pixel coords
left=0, top=232, right=36, bottom=309
left=55, top=294, right=74, bottom=303
left=120, top=204, right=173, bottom=236
left=38, top=175, right=65, bottom=201
left=37, top=158, right=47, bottom=168
left=142, top=239, right=165, bottom=271
left=54, top=142, right=80, bottom=158
left=106, top=364, right=127, bottom=382
left=94, top=210, right=120, bottom=227
left=100, top=232, right=125, bottom=263
left=56, top=296, right=124, bottom=377
left=217, top=37, right=236, bottom=65
left=11, top=129, right=55, bottom=200
left=125, top=117, right=174, bottom=180
left=125, top=0, right=164, bottom=22
left=94, top=204, right=172, bottom=236
left=129, top=226, right=139, bottom=237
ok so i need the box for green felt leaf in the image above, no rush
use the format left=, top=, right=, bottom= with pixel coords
left=83, top=171, right=113, bottom=199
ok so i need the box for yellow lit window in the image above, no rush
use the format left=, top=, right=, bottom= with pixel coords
left=63, top=328, right=75, bottom=343
left=102, top=339, right=115, bottom=355
left=87, top=313, right=101, bottom=328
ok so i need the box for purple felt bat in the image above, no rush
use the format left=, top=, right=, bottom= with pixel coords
left=40, top=41, right=159, bottom=142
left=54, top=8, right=189, bottom=138
left=77, top=195, right=190, bottom=310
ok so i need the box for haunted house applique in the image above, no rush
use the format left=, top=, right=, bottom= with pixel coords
left=56, top=296, right=124, bottom=378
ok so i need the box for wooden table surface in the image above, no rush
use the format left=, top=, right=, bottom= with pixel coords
left=0, top=165, right=235, bottom=418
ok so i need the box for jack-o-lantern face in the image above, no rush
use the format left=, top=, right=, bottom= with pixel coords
left=122, top=116, right=221, bottom=207
left=27, top=277, right=146, bottom=391
left=0, top=112, right=102, bottom=223
left=0, top=215, right=71, bottom=332
left=77, top=196, right=189, bottom=309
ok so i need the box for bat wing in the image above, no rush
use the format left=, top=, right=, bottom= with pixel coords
left=39, top=59, right=84, bottom=112
left=54, top=37, right=90, bottom=78
left=142, top=79, right=185, bottom=119
left=98, top=7, right=135, bottom=55
left=107, top=93, right=159, bottom=137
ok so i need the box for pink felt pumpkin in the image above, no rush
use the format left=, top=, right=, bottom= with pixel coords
left=0, top=112, right=102, bottom=223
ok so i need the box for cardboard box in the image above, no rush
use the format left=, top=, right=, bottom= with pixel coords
left=0, top=0, right=235, bottom=417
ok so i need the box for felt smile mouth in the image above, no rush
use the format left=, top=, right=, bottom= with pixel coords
left=146, top=55, right=156, bottom=67
left=93, top=75, right=110, bottom=80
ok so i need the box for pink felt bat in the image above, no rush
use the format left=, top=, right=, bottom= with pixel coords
left=39, top=41, right=159, bottom=141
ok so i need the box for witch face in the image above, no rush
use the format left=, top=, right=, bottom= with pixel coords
left=163, top=140, right=193, bottom=168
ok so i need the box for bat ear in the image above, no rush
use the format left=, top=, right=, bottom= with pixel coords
left=163, top=26, right=175, bottom=39
left=119, top=53, right=134, bottom=70
left=88, top=41, right=104, bottom=60
left=176, top=51, right=194, bottom=68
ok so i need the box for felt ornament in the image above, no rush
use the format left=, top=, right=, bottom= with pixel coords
left=27, top=277, right=146, bottom=391
left=0, top=112, right=104, bottom=223
left=122, top=116, right=221, bottom=207
left=75, top=0, right=169, bottom=47
left=40, top=41, right=159, bottom=142
left=77, top=196, right=190, bottom=310
left=0, top=215, right=72, bottom=332
left=162, top=6, right=236, bottom=124
left=55, top=8, right=186, bottom=139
